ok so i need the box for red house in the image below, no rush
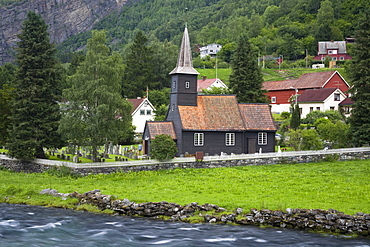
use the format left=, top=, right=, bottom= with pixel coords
left=262, top=71, right=350, bottom=114
left=314, top=41, right=352, bottom=61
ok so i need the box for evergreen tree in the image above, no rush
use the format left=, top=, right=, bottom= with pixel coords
left=122, top=31, right=155, bottom=98
left=0, top=63, right=15, bottom=146
left=348, top=7, right=370, bottom=146
left=290, top=103, right=301, bottom=130
left=59, top=30, right=133, bottom=161
left=7, top=11, right=63, bottom=159
left=229, top=34, right=268, bottom=103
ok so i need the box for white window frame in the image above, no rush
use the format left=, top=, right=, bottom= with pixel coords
left=334, top=93, right=340, bottom=101
left=258, top=132, right=267, bottom=145
left=185, top=81, right=190, bottom=89
left=140, top=109, right=145, bottom=115
left=194, top=133, right=204, bottom=146
left=146, top=109, right=151, bottom=115
left=226, top=133, right=235, bottom=146
left=173, top=80, right=176, bottom=89
left=271, top=96, right=276, bottom=103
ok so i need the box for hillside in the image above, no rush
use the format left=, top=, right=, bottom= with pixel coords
left=0, top=0, right=128, bottom=65
left=0, top=0, right=368, bottom=65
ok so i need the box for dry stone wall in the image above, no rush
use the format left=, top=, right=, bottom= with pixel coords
left=42, top=189, right=370, bottom=236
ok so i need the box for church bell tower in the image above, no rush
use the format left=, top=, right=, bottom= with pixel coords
left=169, top=25, right=199, bottom=107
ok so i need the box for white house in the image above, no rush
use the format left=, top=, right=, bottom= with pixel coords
left=127, top=97, right=155, bottom=134
left=297, top=88, right=347, bottom=118
left=199, top=43, right=222, bottom=58
left=197, top=77, right=228, bottom=92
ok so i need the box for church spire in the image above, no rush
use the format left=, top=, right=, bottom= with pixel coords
left=169, top=26, right=199, bottom=75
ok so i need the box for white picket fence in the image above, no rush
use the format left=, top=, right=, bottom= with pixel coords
left=2, top=147, right=369, bottom=169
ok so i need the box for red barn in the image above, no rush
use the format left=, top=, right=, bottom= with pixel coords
left=262, top=71, right=350, bottom=114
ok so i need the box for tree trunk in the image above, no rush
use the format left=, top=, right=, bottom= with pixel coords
left=35, top=146, right=46, bottom=159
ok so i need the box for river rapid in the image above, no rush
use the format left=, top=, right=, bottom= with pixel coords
left=1, top=203, right=370, bottom=246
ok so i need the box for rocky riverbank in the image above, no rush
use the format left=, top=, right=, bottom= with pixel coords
left=40, top=188, right=370, bottom=237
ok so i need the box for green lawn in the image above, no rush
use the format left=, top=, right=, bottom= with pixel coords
left=1, top=159, right=369, bottom=215
left=196, top=67, right=348, bottom=85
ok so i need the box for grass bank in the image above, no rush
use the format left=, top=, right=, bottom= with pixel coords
left=0, top=159, right=369, bottom=215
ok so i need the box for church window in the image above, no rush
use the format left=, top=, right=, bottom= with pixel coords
left=194, top=133, right=204, bottom=146
left=185, top=81, right=190, bottom=88
left=225, top=133, right=235, bottom=146
left=258, top=132, right=267, bottom=145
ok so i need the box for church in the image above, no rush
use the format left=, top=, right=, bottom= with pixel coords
left=143, top=26, right=276, bottom=157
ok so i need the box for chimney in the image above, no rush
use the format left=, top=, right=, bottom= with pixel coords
left=202, top=76, right=207, bottom=81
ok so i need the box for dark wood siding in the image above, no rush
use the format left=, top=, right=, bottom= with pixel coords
left=244, top=131, right=275, bottom=154
left=181, top=131, right=244, bottom=156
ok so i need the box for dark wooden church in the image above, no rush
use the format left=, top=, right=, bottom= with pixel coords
left=143, top=26, right=277, bottom=157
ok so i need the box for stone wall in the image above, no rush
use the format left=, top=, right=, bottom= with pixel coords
left=42, top=189, right=370, bottom=236
left=1, top=150, right=370, bottom=175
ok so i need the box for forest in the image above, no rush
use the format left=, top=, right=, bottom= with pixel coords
left=54, top=0, right=367, bottom=63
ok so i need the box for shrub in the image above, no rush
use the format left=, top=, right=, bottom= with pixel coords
left=150, top=134, right=177, bottom=161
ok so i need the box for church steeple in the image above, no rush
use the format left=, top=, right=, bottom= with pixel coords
left=168, top=24, right=199, bottom=107
left=169, top=26, right=199, bottom=75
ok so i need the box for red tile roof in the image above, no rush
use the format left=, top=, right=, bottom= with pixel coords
left=197, top=78, right=218, bottom=92
left=178, top=95, right=246, bottom=131
left=178, top=95, right=276, bottom=131
left=238, top=104, right=277, bottom=131
left=339, top=97, right=354, bottom=105
left=263, top=71, right=339, bottom=91
left=146, top=121, right=177, bottom=139
left=297, top=88, right=337, bottom=102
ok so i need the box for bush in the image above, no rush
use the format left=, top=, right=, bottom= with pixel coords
left=150, top=134, right=177, bottom=161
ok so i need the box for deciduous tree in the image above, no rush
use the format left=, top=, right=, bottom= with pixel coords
left=59, top=30, right=133, bottom=161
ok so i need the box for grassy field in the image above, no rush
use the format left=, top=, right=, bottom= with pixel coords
left=1, top=159, right=369, bottom=215
left=196, top=67, right=347, bottom=85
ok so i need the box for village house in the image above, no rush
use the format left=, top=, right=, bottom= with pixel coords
left=199, top=43, right=222, bottom=58
left=314, top=41, right=352, bottom=61
left=197, top=77, right=228, bottom=93
left=296, top=88, right=347, bottom=118
left=127, top=97, right=155, bottom=135
left=143, top=26, right=276, bottom=157
left=263, top=71, right=350, bottom=114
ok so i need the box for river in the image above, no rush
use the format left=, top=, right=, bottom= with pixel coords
left=1, top=203, right=370, bottom=246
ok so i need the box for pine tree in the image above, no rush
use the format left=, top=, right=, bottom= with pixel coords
left=59, top=30, right=133, bottom=161
left=122, top=31, right=155, bottom=98
left=290, top=104, right=301, bottom=130
left=229, top=34, right=268, bottom=103
left=7, top=11, right=63, bottom=159
left=348, top=7, right=370, bottom=146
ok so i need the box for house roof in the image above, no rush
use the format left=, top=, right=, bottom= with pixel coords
left=178, top=95, right=245, bottom=131
left=197, top=78, right=218, bottom=91
left=169, top=26, right=199, bottom=75
left=146, top=121, right=177, bottom=140
left=177, top=95, right=276, bottom=131
left=263, top=71, right=344, bottom=91
left=297, top=88, right=337, bottom=103
left=238, top=103, right=277, bottom=131
left=339, top=97, right=354, bottom=105
left=127, top=98, right=144, bottom=113
left=197, top=78, right=227, bottom=92
left=318, top=41, right=347, bottom=54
